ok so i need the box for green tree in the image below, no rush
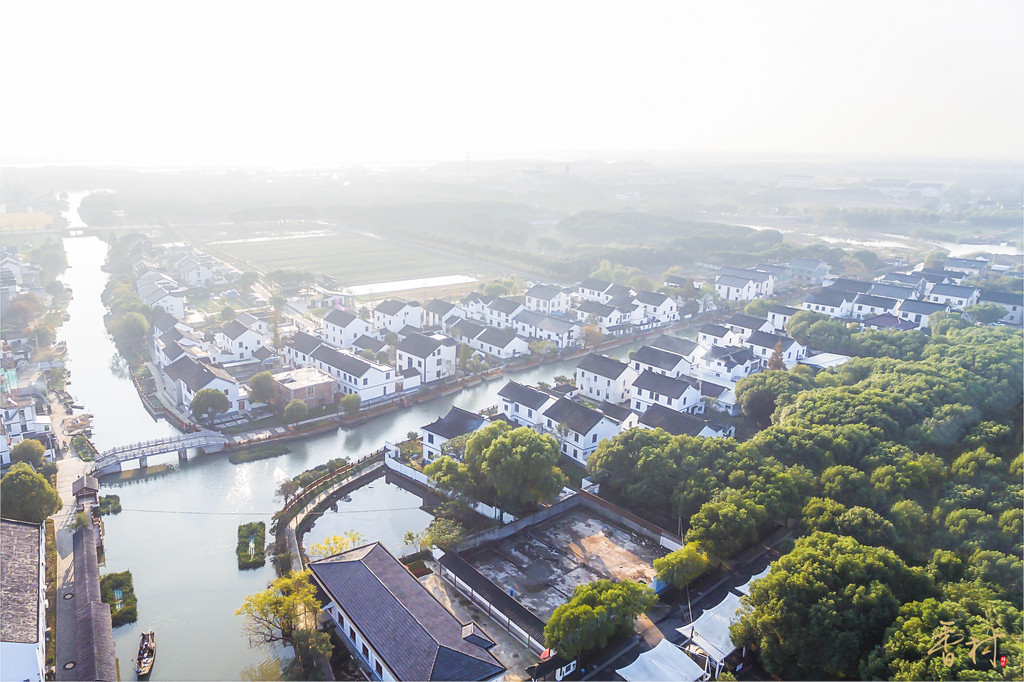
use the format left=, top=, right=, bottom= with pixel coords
left=924, top=249, right=949, bottom=270
left=219, top=305, right=237, bottom=321
left=686, top=490, right=765, bottom=560
left=0, top=462, right=60, bottom=523
left=10, top=439, right=46, bottom=468
left=735, top=370, right=809, bottom=428
left=743, top=299, right=775, bottom=317
left=284, top=399, right=309, bottom=423
left=653, top=543, right=709, bottom=589
left=423, top=517, right=465, bottom=551
left=731, top=532, right=931, bottom=680
left=582, top=324, right=604, bottom=347
left=477, top=426, right=564, bottom=513
left=248, top=371, right=275, bottom=405
left=339, top=393, right=361, bottom=415
left=543, top=580, right=657, bottom=659
left=190, top=388, right=230, bottom=424
left=112, top=311, right=150, bottom=347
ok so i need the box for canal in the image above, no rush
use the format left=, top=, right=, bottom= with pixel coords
left=59, top=233, right=671, bottom=679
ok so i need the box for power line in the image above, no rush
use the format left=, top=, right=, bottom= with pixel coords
left=119, top=505, right=425, bottom=516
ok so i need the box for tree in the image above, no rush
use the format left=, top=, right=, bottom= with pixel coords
left=248, top=371, right=275, bottom=405
left=924, top=249, right=949, bottom=270
left=653, top=543, right=709, bottom=590
left=275, top=478, right=299, bottom=504
left=283, top=398, right=309, bottom=423
left=744, top=299, right=776, bottom=317
left=190, top=388, right=230, bottom=424
left=423, top=517, right=465, bottom=551
left=766, top=341, right=786, bottom=371
left=475, top=426, right=565, bottom=513
left=238, top=271, right=259, bottom=288
left=10, top=439, right=46, bottom=468
left=731, top=532, right=931, bottom=680
left=236, top=570, right=330, bottom=679
left=964, top=303, right=1005, bottom=325
left=112, top=311, right=150, bottom=347
left=686, top=490, right=765, bottom=560
left=0, top=462, right=60, bottom=523
left=582, top=324, right=604, bottom=348
left=544, top=580, right=657, bottom=659
left=219, top=306, right=236, bottom=321
left=735, top=370, right=809, bottom=428
left=307, top=531, right=364, bottom=559
left=339, top=393, right=361, bottom=415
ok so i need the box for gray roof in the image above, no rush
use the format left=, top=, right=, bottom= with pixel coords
left=882, top=273, right=926, bottom=287
left=867, top=282, right=918, bottom=300
left=497, top=381, right=550, bottom=410
left=719, top=266, right=772, bottom=283
left=634, top=290, right=670, bottom=306
left=598, top=400, right=634, bottom=423
left=650, top=334, right=698, bottom=356
left=605, top=284, right=633, bottom=298
left=487, top=297, right=524, bottom=315
left=324, top=309, right=361, bottom=328
left=805, top=288, right=852, bottom=307
left=707, top=345, right=757, bottom=368
left=73, top=475, right=100, bottom=496
left=424, top=299, right=457, bottom=316
left=525, top=284, right=563, bottom=301
left=352, top=334, right=385, bottom=353
left=639, top=404, right=718, bottom=437
left=829, top=278, right=872, bottom=294
left=863, top=313, right=918, bottom=330
left=543, top=398, right=605, bottom=435
left=979, top=290, right=1023, bottom=306
left=309, top=544, right=505, bottom=682
left=376, top=299, right=418, bottom=316
left=790, top=258, right=829, bottom=270
left=74, top=601, right=117, bottom=682
left=930, top=283, right=978, bottom=298
left=286, top=330, right=323, bottom=356
left=423, top=407, right=488, bottom=440
left=767, top=304, right=799, bottom=316
left=728, top=313, right=769, bottom=331
left=398, top=332, right=454, bottom=358
left=574, top=299, right=616, bottom=317
left=715, top=274, right=754, bottom=288
left=578, top=277, right=612, bottom=292
left=577, top=353, right=630, bottom=380
left=513, top=310, right=578, bottom=335
left=219, top=319, right=254, bottom=340
left=852, top=294, right=898, bottom=309
left=0, top=519, right=41, bottom=644
left=745, top=330, right=798, bottom=351
left=632, top=370, right=697, bottom=400
left=699, top=324, right=729, bottom=338
left=631, top=345, right=686, bottom=371
left=164, top=356, right=236, bottom=392
left=476, top=327, right=519, bottom=348
left=451, top=319, right=486, bottom=340
left=899, top=300, right=949, bottom=315
left=311, top=345, right=372, bottom=377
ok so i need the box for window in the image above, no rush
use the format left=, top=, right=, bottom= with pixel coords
left=514, top=404, right=519, bottom=413
left=574, top=433, right=579, bottom=442
left=592, top=433, right=597, bottom=443
left=362, top=644, right=369, bottom=658
left=375, top=661, right=383, bottom=676
left=349, top=627, right=356, bottom=640
left=427, top=434, right=433, bottom=444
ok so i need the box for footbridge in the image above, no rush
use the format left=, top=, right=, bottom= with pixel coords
left=92, top=430, right=228, bottom=475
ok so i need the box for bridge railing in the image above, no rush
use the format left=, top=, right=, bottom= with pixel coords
left=94, top=431, right=228, bottom=464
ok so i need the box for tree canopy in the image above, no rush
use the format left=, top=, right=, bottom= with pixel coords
left=284, top=399, right=309, bottom=423
left=653, top=543, right=708, bottom=589
left=10, top=439, right=46, bottom=469
left=248, top=371, right=274, bottom=404
left=544, top=580, right=657, bottom=659
left=190, top=388, right=230, bottom=424
left=1, top=462, right=60, bottom=523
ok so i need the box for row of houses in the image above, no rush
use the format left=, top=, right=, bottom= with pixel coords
left=712, top=259, right=832, bottom=301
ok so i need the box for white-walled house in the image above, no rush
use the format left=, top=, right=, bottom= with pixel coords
left=284, top=330, right=324, bottom=368
left=851, top=294, right=899, bottom=320
left=308, top=543, right=506, bottom=682
left=630, top=370, right=703, bottom=415
left=512, top=310, right=581, bottom=349
left=541, top=398, right=622, bottom=464
left=638, top=404, right=734, bottom=438
left=927, top=284, right=979, bottom=309
left=766, top=304, right=799, bottom=334
left=802, top=289, right=854, bottom=318
left=460, top=293, right=492, bottom=322
left=420, top=406, right=490, bottom=461
left=163, top=356, right=244, bottom=415
left=575, top=353, right=636, bottom=404
left=374, top=300, right=422, bottom=333
left=214, top=320, right=264, bottom=362
left=714, top=274, right=758, bottom=301
left=422, top=299, right=466, bottom=328
left=696, top=346, right=760, bottom=383
left=469, top=327, right=530, bottom=360
left=0, top=519, right=46, bottom=682
left=632, top=290, right=678, bottom=325
left=896, top=300, right=950, bottom=329
left=484, top=297, right=525, bottom=329
left=497, top=381, right=555, bottom=429
left=700, top=380, right=740, bottom=416
left=323, top=309, right=373, bottom=349
left=572, top=299, right=624, bottom=331
left=310, top=345, right=402, bottom=403
left=629, top=345, right=690, bottom=378
left=978, top=290, right=1023, bottom=325
left=524, top=284, right=571, bottom=315
left=698, top=324, right=731, bottom=348
left=576, top=277, right=614, bottom=303
left=395, top=332, right=457, bottom=383
left=743, top=331, right=806, bottom=369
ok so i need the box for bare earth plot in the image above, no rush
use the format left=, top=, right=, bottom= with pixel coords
left=465, top=508, right=666, bottom=622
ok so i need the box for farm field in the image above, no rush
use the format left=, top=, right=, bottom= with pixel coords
left=181, top=226, right=499, bottom=286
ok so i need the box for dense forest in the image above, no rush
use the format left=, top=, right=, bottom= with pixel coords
left=587, top=325, right=1022, bottom=679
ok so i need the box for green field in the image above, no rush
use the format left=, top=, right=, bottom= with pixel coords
left=183, top=227, right=495, bottom=286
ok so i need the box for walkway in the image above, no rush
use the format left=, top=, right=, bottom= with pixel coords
left=52, top=454, right=91, bottom=678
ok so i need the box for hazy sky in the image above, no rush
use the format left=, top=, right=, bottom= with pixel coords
left=2, top=0, right=1021, bottom=167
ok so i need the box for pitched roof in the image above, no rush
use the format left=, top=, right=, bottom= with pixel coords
left=863, top=313, right=918, bottom=330
left=574, top=299, right=616, bottom=317
left=579, top=277, right=612, bottom=292
left=461, top=292, right=493, bottom=306
left=829, top=278, right=872, bottom=294
left=699, top=324, right=729, bottom=338
left=867, top=282, right=917, bottom=299
left=633, top=370, right=698, bottom=400
left=719, top=266, right=772, bottom=283
left=513, top=310, right=578, bottom=335
left=311, top=345, right=373, bottom=377
left=525, top=284, right=563, bottom=301
left=634, top=290, right=670, bottom=306
left=286, top=330, right=323, bottom=356
left=706, top=345, right=757, bottom=367
left=424, top=299, right=457, bottom=316
left=309, top=543, right=505, bottom=682
left=853, top=293, right=898, bottom=309
left=352, top=334, right=385, bottom=353
left=598, top=400, right=634, bottom=423
left=164, top=356, right=235, bottom=392
left=882, top=273, right=926, bottom=287
left=220, top=319, right=254, bottom=340
left=0, top=519, right=41, bottom=643
left=632, top=345, right=686, bottom=371
left=324, top=309, right=361, bottom=328
left=639, top=404, right=718, bottom=437
left=930, top=283, right=978, bottom=298
left=898, top=299, right=949, bottom=315
left=605, top=284, right=633, bottom=298
left=790, top=257, right=829, bottom=270
left=805, top=288, right=852, bottom=307
left=715, top=274, right=754, bottom=288
left=450, top=319, right=487, bottom=340
left=497, top=381, right=551, bottom=410
left=728, top=313, right=769, bottom=330
left=476, top=327, right=520, bottom=348
left=543, top=397, right=605, bottom=434
left=398, top=332, right=454, bottom=358
left=650, top=334, right=698, bottom=356
left=745, top=330, right=798, bottom=351
left=486, top=297, right=524, bottom=315
left=422, top=406, right=488, bottom=440
left=979, top=289, right=1023, bottom=306
left=72, top=475, right=100, bottom=496
left=577, top=353, right=630, bottom=380
left=376, top=299, right=418, bottom=316
left=767, top=304, right=799, bottom=316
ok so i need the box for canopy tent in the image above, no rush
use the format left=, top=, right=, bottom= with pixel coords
left=616, top=639, right=707, bottom=682
left=736, top=565, right=770, bottom=596
left=677, top=592, right=745, bottom=675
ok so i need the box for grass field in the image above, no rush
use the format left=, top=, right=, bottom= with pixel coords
left=0, top=211, right=56, bottom=231
left=182, top=227, right=497, bottom=286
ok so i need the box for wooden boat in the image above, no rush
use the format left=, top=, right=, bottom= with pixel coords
left=135, top=630, right=155, bottom=677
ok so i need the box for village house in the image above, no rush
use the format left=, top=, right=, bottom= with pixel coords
left=696, top=346, right=760, bottom=383
left=235, top=311, right=270, bottom=336
left=699, top=380, right=741, bottom=415
left=449, top=319, right=487, bottom=346
left=468, top=327, right=530, bottom=360
left=766, top=304, right=799, bottom=333
left=497, top=381, right=555, bottom=429
left=395, top=332, right=457, bottom=383
left=629, top=345, right=691, bottom=378
left=173, top=252, right=215, bottom=287
left=744, top=330, right=806, bottom=369
left=576, top=277, right=614, bottom=303
left=978, top=289, right=1024, bottom=325
left=162, top=356, right=245, bottom=415
left=1, top=395, right=54, bottom=464
left=374, top=300, right=422, bottom=333
left=638, top=404, right=734, bottom=438
left=575, top=353, right=636, bottom=403
left=632, top=290, right=678, bottom=325
left=511, top=310, right=581, bottom=349
left=283, top=330, right=324, bottom=369
left=828, top=278, right=872, bottom=296
left=269, top=367, right=338, bottom=410
left=879, top=273, right=928, bottom=297
left=420, top=406, right=491, bottom=460
left=943, top=257, right=988, bottom=277
left=422, top=299, right=466, bottom=329
left=916, top=269, right=966, bottom=290
left=851, top=294, right=899, bottom=320
left=650, top=333, right=701, bottom=361
left=630, top=370, right=703, bottom=414
left=322, top=309, right=373, bottom=349
left=725, top=313, right=774, bottom=343
left=895, top=299, right=950, bottom=329
left=484, top=297, right=525, bottom=329
left=310, top=345, right=402, bottom=403
left=308, top=543, right=506, bottom=682
left=788, top=258, right=831, bottom=285
left=802, top=288, right=854, bottom=318
left=572, top=299, right=623, bottom=332
left=352, top=335, right=386, bottom=358
left=862, top=313, right=919, bottom=331
left=214, top=320, right=264, bottom=362
left=524, top=284, right=571, bottom=315
left=718, top=266, right=776, bottom=297
left=927, top=283, right=979, bottom=309
left=541, top=397, right=625, bottom=463
left=714, top=273, right=759, bottom=302
left=138, top=280, right=187, bottom=319
left=697, top=324, right=731, bottom=348
left=459, top=292, right=493, bottom=322
left=867, top=282, right=919, bottom=301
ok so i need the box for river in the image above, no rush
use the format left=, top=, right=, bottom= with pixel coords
left=58, top=233, right=658, bottom=679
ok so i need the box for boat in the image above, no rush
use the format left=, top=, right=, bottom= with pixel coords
left=135, top=630, right=155, bottom=677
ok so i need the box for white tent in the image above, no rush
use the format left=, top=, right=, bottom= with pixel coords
left=736, top=565, right=770, bottom=596
left=616, top=639, right=707, bottom=682
left=676, top=592, right=745, bottom=675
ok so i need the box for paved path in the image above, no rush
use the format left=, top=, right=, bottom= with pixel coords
left=52, top=454, right=90, bottom=679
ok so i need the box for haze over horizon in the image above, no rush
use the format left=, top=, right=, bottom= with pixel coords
left=2, top=0, right=1021, bottom=169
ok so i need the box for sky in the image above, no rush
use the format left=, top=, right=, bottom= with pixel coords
left=1, top=0, right=1021, bottom=167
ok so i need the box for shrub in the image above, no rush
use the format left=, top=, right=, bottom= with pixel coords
left=100, top=571, right=138, bottom=627
left=237, top=521, right=267, bottom=570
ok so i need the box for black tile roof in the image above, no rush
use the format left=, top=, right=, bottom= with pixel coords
left=707, top=345, right=757, bottom=367
left=863, top=313, right=918, bottom=330
left=633, top=290, right=669, bottom=306
left=719, top=266, right=772, bottom=282
left=930, top=283, right=978, bottom=298
left=543, top=397, right=605, bottom=434
left=979, top=290, right=1023, bottom=306
left=598, top=401, right=633, bottom=423
left=574, top=299, right=616, bottom=317
left=632, top=369, right=698, bottom=400
left=423, top=407, right=488, bottom=440
left=220, top=319, right=254, bottom=340
left=699, top=324, right=729, bottom=337
left=352, top=334, right=385, bottom=353
left=650, top=334, right=698, bottom=356
left=72, top=475, right=99, bottom=496
left=829, top=278, right=872, bottom=294
left=324, top=309, right=360, bottom=328
left=487, top=297, right=524, bottom=315
left=476, top=327, right=518, bottom=348
left=525, top=284, right=562, bottom=301
left=605, top=283, right=633, bottom=298
left=805, top=288, right=852, bottom=307
left=631, top=345, right=686, bottom=372
left=0, top=519, right=41, bottom=644
left=578, top=277, right=612, bottom=292
left=576, top=353, right=630, bottom=380
left=398, top=331, right=452, bottom=358
left=376, top=299, right=418, bottom=316
left=514, top=310, right=577, bottom=335
left=853, top=294, right=898, bottom=309
left=716, top=274, right=755, bottom=288
left=451, top=319, right=486, bottom=340
left=728, top=313, right=769, bottom=330
left=639, top=404, right=715, bottom=437
left=898, top=300, right=949, bottom=315
left=311, top=345, right=372, bottom=377
left=882, top=273, right=926, bottom=286
left=424, top=299, right=457, bottom=316
left=767, top=304, right=799, bottom=316
left=74, top=601, right=117, bottom=681
left=498, top=381, right=551, bottom=410
left=745, top=330, right=798, bottom=351
left=867, top=283, right=917, bottom=299
left=310, top=544, right=505, bottom=682
left=286, top=330, right=323, bottom=356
